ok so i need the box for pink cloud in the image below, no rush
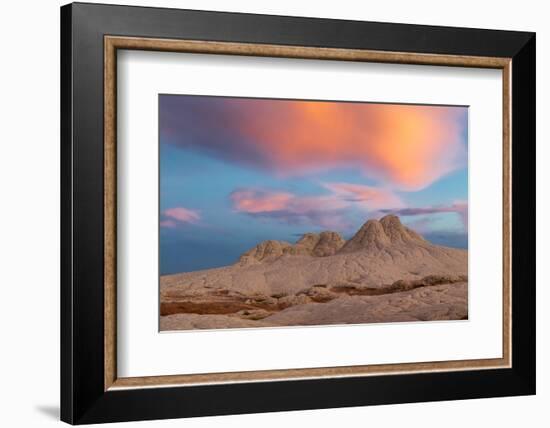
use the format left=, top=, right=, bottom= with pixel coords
left=162, top=97, right=467, bottom=190
left=230, top=188, right=349, bottom=229
left=159, top=219, right=178, bottom=228
left=230, top=189, right=293, bottom=214
left=161, top=207, right=201, bottom=227
left=323, top=182, right=404, bottom=211
left=230, top=184, right=404, bottom=230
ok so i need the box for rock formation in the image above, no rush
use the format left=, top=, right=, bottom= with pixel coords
left=238, top=240, right=293, bottom=265
left=339, top=215, right=425, bottom=253
left=160, top=215, right=468, bottom=330
left=239, top=230, right=345, bottom=265
left=312, top=231, right=346, bottom=256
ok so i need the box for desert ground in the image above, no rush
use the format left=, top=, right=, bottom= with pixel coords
left=160, top=215, right=468, bottom=331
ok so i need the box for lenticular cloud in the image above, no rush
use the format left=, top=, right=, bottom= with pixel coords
left=160, top=96, right=467, bottom=191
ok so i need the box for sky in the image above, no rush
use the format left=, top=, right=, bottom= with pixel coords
left=159, top=94, right=468, bottom=275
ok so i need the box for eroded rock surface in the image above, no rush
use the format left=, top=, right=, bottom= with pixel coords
left=160, top=215, right=468, bottom=331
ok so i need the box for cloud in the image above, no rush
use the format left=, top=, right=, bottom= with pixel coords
left=230, top=188, right=349, bottom=229
left=161, top=207, right=201, bottom=227
left=230, top=184, right=402, bottom=230
left=323, top=182, right=404, bottom=210
left=161, top=96, right=467, bottom=190
left=159, top=219, right=178, bottom=228
left=382, top=200, right=468, bottom=229
left=230, top=189, right=294, bottom=214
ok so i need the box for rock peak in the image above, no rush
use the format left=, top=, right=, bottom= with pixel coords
left=380, top=214, right=401, bottom=224
left=238, top=216, right=426, bottom=263
left=238, top=231, right=345, bottom=265
left=381, top=215, right=425, bottom=244
left=339, top=219, right=389, bottom=253
left=312, top=231, right=345, bottom=257
left=238, top=240, right=292, bottom=265
left=339, top=215, right=425, bottom=254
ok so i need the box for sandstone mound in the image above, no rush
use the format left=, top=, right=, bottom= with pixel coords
left=238, top=240, right=293, bottom=265
left=380, top=214, right=426, bottom=244
left=339, top=215, right=425, bottom=253
left=161, top=215, right=467, bottom=298
left=239, top=230, right=345, bottom=265
left=283, top=233, right=320, bottom=257
left=295, top=233, right=320, bottom=250
left=312, top=231, right=346, bottom=256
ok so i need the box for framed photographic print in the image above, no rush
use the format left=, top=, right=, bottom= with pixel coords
left=60, top=2, right=536, bottom=424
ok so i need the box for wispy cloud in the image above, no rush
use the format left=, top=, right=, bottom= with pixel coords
left=230, top=188, right=349, bottom=230
left=230, top=184, right=403, bottom=230
left=322, top=182, right=404, bottom=211
left=160, top=219, right=178, bottom=228
left=160, top=96, right=467, bottom=191
left=381, top=200, right=468, bottom=229
left=161, top=207, right=201, bottom=228
left=229, top=189, right=294, bottom=214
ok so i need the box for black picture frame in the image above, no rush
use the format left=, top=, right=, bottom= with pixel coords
left=61, top=2, right=535, bottom=424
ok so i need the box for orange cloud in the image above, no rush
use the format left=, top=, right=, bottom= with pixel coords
left=239, top=102, right=465, bottom=190
left=162, top=97, right=467, bottom=191
left=162, top=207, right=201, bottom=226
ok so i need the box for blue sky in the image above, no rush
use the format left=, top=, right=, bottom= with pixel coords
left=159, top=95, right=468, bottom=275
